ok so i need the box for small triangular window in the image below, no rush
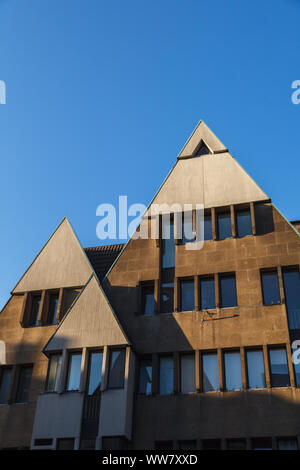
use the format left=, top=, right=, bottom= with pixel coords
left=194, top=140, right=211, bottom=156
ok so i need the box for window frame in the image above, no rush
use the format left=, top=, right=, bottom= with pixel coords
left=179, top=277, right=195, bottom=312
left=260, top=269, right=281, bottom=306
left=107, top=348, right=126, bottom=390
left=219, top=273, right=237, bottom=308
left=15, top=364, right=33, bottom=404
left=45, top=353, right=62, bottom=393
left=65, top=351, right=82, bottom=392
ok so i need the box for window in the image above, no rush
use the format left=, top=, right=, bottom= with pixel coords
left=180, top=279, right=194, bottom=312
left=217, top=212, right=232, bottom=240
left=15, top=365, right=33, bottom=403
left=28, top=295, right=41, bottom=327
left=220, top=274, right=237, bottom=308
left=204, top=215, right=213, bottom=241
left=277, top=437, right=298, bottom=450
left=57, top=438, right=75, bottom=450
left=46, top=293, right=59, bottom=325
left=34, top=438, right=53, bottom=447
left=202, top=439, right=221, bottom=450
left=202, top=353, right=219, bottom=392
left=46, top=354, right=62, bottom=392
left=66, top=352, right=82, bottom=391
left=141, top=284, right=155, bottom=316
left=261, top=271, right=280, bottom=305
left=80, top=439, right=96, bottom=450
left=178, top=440, right=197, bottom=450
left=252, top=437, right=272, bottom=450
left=102, top=437, right=128, bottom=450
left=269, top=348, right=290, bottom=387
left=108, top=349, right=126, bottom=389
left=87, top=351, right=103, bottom=395
left=194, top=140, right=211, bottom=156
left=224, top=351, right=242, bottom=391
left=246, top=350, right=266, bottom=389
left=138, top=357, right=152, bottom=395
left=0, top=368, right=12, bottom=404
left=160, top=269, right=174, bottom=314
left=236, top=209, right=252, bottom=238
left=282, top=268, right=300, bottom=330
left=182, top=212, right=194, bottom=244
left=159, top=356, right=174, bottom=395
left=180, top=354, right=195, bottom=394
left=227, top=438, right=246, bottom=450
left=200, top=277, right=216, bottom=310
left=161, top=219, right=175, bottom=269
left=155, top=441, right=173, bottom=450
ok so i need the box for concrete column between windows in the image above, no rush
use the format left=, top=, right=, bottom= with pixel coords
left=240, top=347, right=247, bottom=390
left=263, top=345, right=271, bottom=388
left=194, top=276, right=199, bottom=311
left=100, top=346, right=109, bottom=391
left=37, top=290, right=46, bottom=326
left=154, top=279, right=160, bottom=314
left=211, top=208, right=217, bottom=240
left=195, top=350, right=201, bottom=392
left=250, top=202, right=256, bottom=236
left=174, top=211, right=182, bottom=245
left=217, top=349, right=224, bottom=391
left=214, top=273, right=220, bottom=309
left=79, top=347, right=88, bottom=393
left=277, top=266, right=285, bottom=305
left=174, top=278, right=179, bottom=313
left=286, top=342, right=296, bottom=388
left=56, top=287, right=64, bottom=322
left=58, top=349, right=68, bottom=394
left=230, top=205, right=236, bottom=238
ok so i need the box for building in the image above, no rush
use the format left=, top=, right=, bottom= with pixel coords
left=0, top=121, right=300, bottom=450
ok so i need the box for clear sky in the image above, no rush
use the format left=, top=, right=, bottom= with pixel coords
left=0, top=0, right=299, bottom=308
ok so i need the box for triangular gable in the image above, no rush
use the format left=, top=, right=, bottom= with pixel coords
left=12, top=218, right=93, bottom=293
left=44, top=275, right=130, bottom=352
left=178, top=120, right=227, bottom=158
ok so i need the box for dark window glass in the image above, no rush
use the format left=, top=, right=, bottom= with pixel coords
left=34, top=439, right=53, bottom=446
left=108, top=349, right=126, bottom=389
left=202, top=439, right=221, bottom=450
left=66, top=353, right=82, bottom=391
left=46, top=354, right=62, bottom=392
left=180, top=279, right=194, bottom=312
left=0, top=368, right=12, bottom=404
left=204, top=215, right=213, bottom=241
left=182, top=212, right=194, bottom=244
left=138, top=358, right=152, bottom=395
left=220, top=274, right=237, bottom=308
left=282, top=269, right=300, bottom=330
left=28, top=295, right=41, bottom=327
left=15, top=365, right=33, bottom=403
left=277, top=437, right=298, bottom=450
left=162, top=219, right=175, bottom=269
left=46, top=293, right=59, bottom=325
left=217, top=212, right=232, bottom=240
left=102, top=437, right=128, bottom=450
left=269, top=348, right=290, bottom=387
left=236, top=209, right=252, bottom=238
left=252, top=437, right=272, bottom=450
left=87, top=351, right=103, bottom=395
left=224, top=351, right=242, bottom=391
left=159, top=356, right=174, bottom=395
left=161, top=282, right=174, bottom=313
left=194, top=140, right=211, bottom=156
left=202, top=353, right=219, bottom=392
left=200, top=277, right=216, bottom=310
left=155, top=441, right=173, bottom=450
left=80, top=439, right=96, bottom=450
left=227, top=438, right=246, bottom=450
left=141, top=284, right=155, bottom=316
left=180, top=354, right=195, bottom=394
left=261, top=271, right=280, bottom=305
left=246, top=350, right=266, bottom=389
left=57, top=438, right=75, bottom=450
left=179, top=440, right=197, bottom=450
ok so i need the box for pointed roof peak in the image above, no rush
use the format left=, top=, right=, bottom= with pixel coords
left=178, top=120, right=228, bottom=159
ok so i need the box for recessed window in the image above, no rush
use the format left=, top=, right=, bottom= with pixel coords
left=261, top=271, right=280, bottom=305
left=138, top=357, right=152, bottom=395
left=0, top=368, right=12, bottom=404
left=66, top=352, right=82, bottom=391
left=204, top=215, right=213, bottom=241
left=87, top=351, right=103, bottom=395
left=236, top=209, right=252, bottom=238
left=161, top=268, right=174, bottom=314
left=269, top=348, right=290, bottom=387
left=200, top=277, right=216, bottom=310
left=180, top=279, right=194, bottom=312
left=252, top=437, right=272, bottom=450
left=46, top=293, right=59, bottom=325
left=180, top=354, right=195, bottom=394
left=194, top=140, right=211, bottom=156
left=46, top=354, right=62, bottom=392
left=182, top=212, right=194, bottom=244
left=227, top=438, right=246, bottom=450
left=217, top=212, right=232, bottom=240
left=277, top=437, right=298, bottom=450
left=161, top=219, right=175, bottom=269
left=141, top=284, right=155, bottom=316
left=202, top=353, right=219, bottom=392
left=220, top=274, right=237, bottom=308
left=15, top=365, right=33, bottom=403
left=224, top=351, right=242, bottom=391
left=159, top=355, right=174, bottom=395
left=57, top=438, right=75, bottom=450
left=34, top=438, right=53, bottom=447
left=28, top=295, right=41, bottom=327
left=246, top=349, right=266, bottom=389
left=108, top=349, right=126, bottom=389
left=282, top=268, right=300, bottom=330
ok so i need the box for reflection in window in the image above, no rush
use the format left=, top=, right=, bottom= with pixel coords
left=0, top=368, right=12, bottom=404
left=202, top=353, right=219, bottom=392
left=204, top=215, right=213, bottom=241
left=46, top=293, right=59, bottom=325
left=220, top=274, right=237, bottom=308
left=87, top=351, right=103, bottom=395
left=138, top=358, right=152, bottom=395
left=180, top=279, right=194, bottom=312
left=224, top=351, right=242, bottom=391
left=108, top=349, right=126, bottom=389
left=269, top=348, right=290, bottom=387
left=161, top=281, right=174, bottom=314
left=200, top=277, right=216, bottom=310
left=162, top=219, right=175, bottom=269
left=15, top=365, right=33, bottom=403
left=182, top=212, right=194, bottom=244
left=28, top=295, right=41, bottom=327
left=236, top=209, right=252, bottom=238
left=180, top=354, right=195, bottom=394
left=159, top=356, right=174, bottom=395
left=246, top=350, right=266, bottom=389
left=66, top=353, right=82, bottom=391
left=217, top=212, right=232, bottom=240
left=46, top=354, right=62, bottom=392
left=261, top=271, right=280, bottom=305
left=141, top=284, right=155, bottom=316
left=277, top=438, right=298, bottom=450
left=282, top=268, right=300, bottom=330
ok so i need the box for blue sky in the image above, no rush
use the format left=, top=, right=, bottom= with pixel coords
left=0, top=0, right=299, bottom=308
